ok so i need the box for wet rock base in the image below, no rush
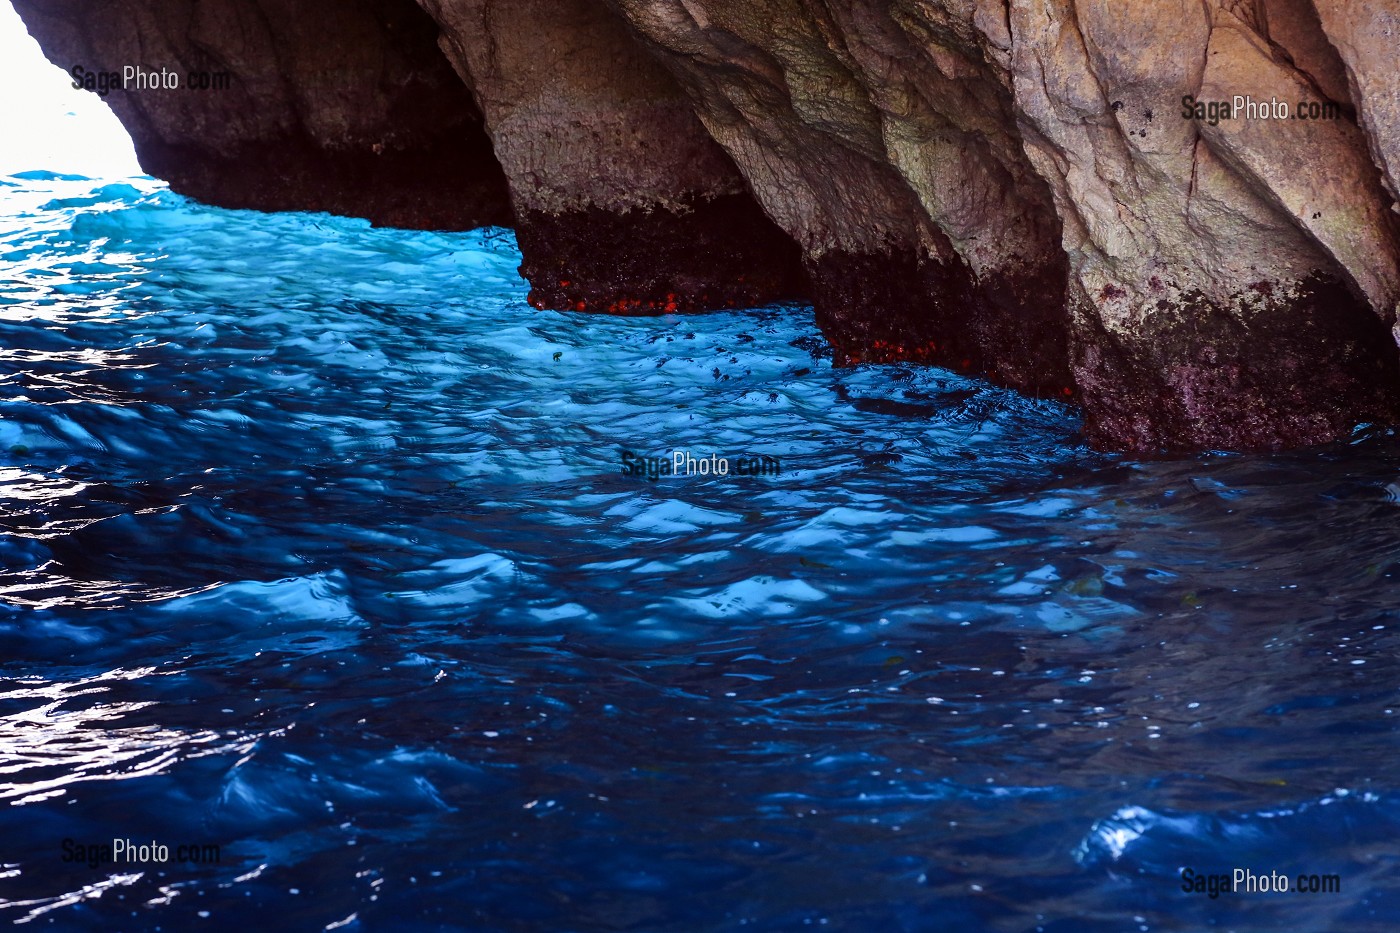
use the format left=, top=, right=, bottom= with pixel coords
left=140, top=134, right=514, bottom=232
left=808, top=249, right=1075, bottom=399
left=1076, top=274, right=1400, bottom=452
left=516, top=195, right=808, bottom=314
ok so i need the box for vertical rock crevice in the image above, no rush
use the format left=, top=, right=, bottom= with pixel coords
left=415, top=0, right=808, bottom=313
left=989, top=0, right=1400, bottom=450
left=606, top=0, right=1077, bottom=396
left=1304, top=1, right=1400, bottom=236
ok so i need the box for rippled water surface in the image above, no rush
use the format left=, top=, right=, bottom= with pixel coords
left=1, top=172, right=1398, bottom=931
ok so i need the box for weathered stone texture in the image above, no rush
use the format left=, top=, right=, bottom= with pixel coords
left=602, top=0, right=1400, bottom=445
left=14, top=0, right=514, bottom=229
left=980, top=0, right=1400, bottom=448
left=605, top=0, right=1076, bottom=394
left=415, top=0, right=808, bottom=312
left=16, top=0, right=1400, bottom=451
left=1308, top=1, right=1400, bottom=313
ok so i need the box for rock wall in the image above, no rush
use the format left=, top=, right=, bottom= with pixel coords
left=415, top=0, right=806, bottom=312
left=604, top=0, right=1074, bottom=395
left=15, top=0, right=1400, bottom=452
left=604, top=0, right=1400, bottom=450
left=1308, top=2, right=1400, bottom=229
left=1042, top=0, right=1400, bottom=450
left=14, top=0, right=513, bottom=229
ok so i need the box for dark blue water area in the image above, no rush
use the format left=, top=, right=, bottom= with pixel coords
left=0, top=172, right=1398, bottom=931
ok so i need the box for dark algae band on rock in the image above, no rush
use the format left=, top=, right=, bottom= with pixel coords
left=516, top=195, right=808, bottom=315
left=809, top=246, right=1074, bottom=400
left=1075, top=274, right=1400, bottom=453
left=19, top=0, right=1400, bottom=452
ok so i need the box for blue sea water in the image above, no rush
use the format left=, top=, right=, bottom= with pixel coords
left=0, top=171, right=1398, bottom=931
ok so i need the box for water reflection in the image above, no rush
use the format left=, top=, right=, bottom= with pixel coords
left=0, top=173, right=1395, bottom=930
left=0, top=667, right=259, bottom=805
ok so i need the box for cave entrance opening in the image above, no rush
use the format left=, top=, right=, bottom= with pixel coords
left=0, top=1, right=140, bottom=178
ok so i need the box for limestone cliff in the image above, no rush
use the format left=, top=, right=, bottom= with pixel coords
left=603, top=0, right=1075, bottom=395
left=417, top=0, right=805, bottom=312
left=604, top=0, right=1400, bottom=449
left=15, top=0, right=1400, bottom=452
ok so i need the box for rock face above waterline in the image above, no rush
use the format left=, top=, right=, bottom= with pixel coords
left=15, top=0, right=1400, bottom=453
left=17, top=0, right=516, bottom=230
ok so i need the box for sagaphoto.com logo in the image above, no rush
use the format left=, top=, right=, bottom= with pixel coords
left=70, top=63, right=232, bottom=97
left=620, top=449, right=781, bottom=481
left=61, top=837, right=221, bottom=868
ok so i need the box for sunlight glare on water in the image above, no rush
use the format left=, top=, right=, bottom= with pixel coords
left=0, top=1, right=141, bottom=178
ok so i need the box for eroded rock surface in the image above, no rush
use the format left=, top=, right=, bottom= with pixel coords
left=14, top=0, right=513, bottom=229
left=1043, top=0, right=1400, bottom=449
left=16, top=0, right=1400, bottom=451
left=1308, top=3, right=1400, bottom=234
left=416, top=0, right=806, bottom=313
left=605, top=0, right=1075, bottom=395
left=606, top=0, right=1400, bottom=449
